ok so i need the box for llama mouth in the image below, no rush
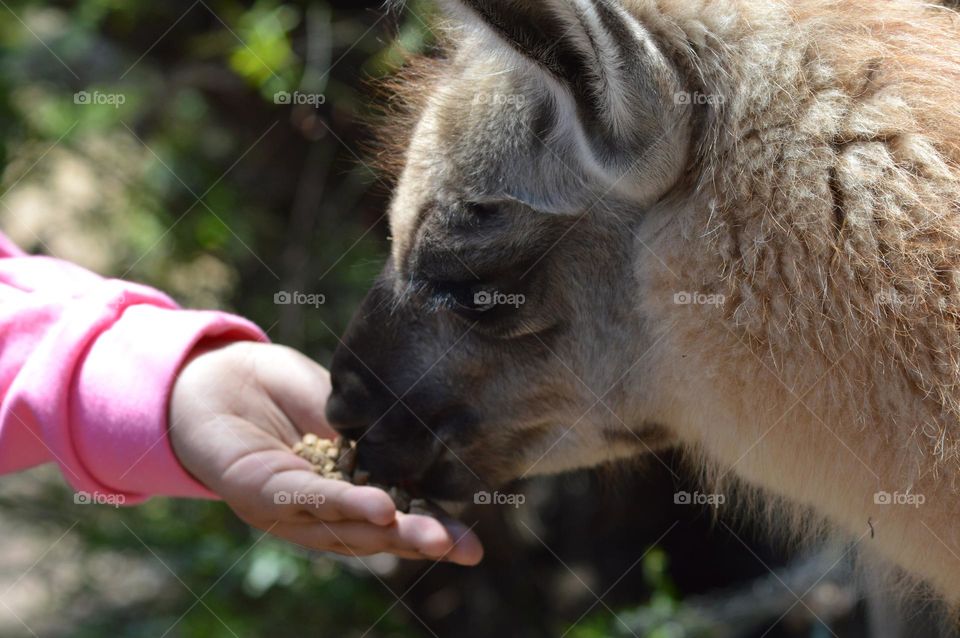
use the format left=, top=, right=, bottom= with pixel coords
left=415, top=454, right=492, bottom=502
left=351, top=441, right=488, bottom=504
left=297, top=435, right=469, bottom=515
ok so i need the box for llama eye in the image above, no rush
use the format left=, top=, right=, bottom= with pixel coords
left=423, top=280, right=497, bottom=319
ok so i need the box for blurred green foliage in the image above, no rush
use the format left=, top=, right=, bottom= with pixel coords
left=569, top=549, right=683, bottom=638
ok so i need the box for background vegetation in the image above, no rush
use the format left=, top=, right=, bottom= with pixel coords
left=0, top=1, right=891, bottom=636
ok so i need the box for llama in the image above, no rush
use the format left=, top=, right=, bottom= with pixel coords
left=324, top=0, right=960, bottom=602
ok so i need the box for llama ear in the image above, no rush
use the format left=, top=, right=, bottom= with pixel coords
left=444, top=1, right=593, bottom=88
left=443, top=0, right=666, bottom=149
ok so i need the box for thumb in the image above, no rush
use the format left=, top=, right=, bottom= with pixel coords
left=252, top=344, right=336, bottom=438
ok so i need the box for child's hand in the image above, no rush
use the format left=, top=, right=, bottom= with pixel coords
left=169, top=341, right=483, bottom=565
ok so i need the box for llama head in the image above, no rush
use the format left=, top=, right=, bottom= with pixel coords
left=326, top=0, right=698, bottom=500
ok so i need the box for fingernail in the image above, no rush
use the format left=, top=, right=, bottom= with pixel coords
left=445, top=521, right=471, bottom=541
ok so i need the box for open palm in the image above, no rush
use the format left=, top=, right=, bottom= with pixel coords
left=169, top=341, right=483, bottom=565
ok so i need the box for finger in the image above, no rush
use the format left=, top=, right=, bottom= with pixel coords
left=304, top=484, right=399, bottom=527
left=322, top=544, right=431, bottom=562
left=423, top=516, right=485, bottom=566
left=267, top=515, right=484, bottom=565
left=268, top=521, right=432, bottom=559
left=230, top=465, right=397, bottom=526
left=251, top=344, right=336, bottom=438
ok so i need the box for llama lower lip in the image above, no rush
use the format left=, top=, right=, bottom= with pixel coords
left=352, top=447, right=479, bottom=502
left=350, top=435, right=442, bottom=486
left=294, top=435, right=458, bottom=513
left=415, top=455, right=489, bottom=502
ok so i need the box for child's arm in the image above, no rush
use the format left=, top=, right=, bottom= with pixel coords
left=0, top=233, right=264, bottom=501
left=0, top=234, right=482, bottom=564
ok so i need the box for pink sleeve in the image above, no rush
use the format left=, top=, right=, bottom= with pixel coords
left=0, top=233, right=268, bottom=503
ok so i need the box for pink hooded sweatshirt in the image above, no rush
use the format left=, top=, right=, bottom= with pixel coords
left=0, top=232, right=267, bottom=503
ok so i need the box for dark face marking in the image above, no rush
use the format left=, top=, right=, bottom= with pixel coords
left=326, top=199, right=666, bottom=500
left=326, top=255, right=572, bottom=500
left=325, top=0, right=691, bottom=500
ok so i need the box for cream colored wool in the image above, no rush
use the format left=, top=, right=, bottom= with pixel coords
left=631, top=0, right=960, bottom=601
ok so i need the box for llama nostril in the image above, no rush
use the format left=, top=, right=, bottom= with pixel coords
left=325, top=392, right=372, bottom=438
left=325, top=364, right=380, bottom=432
left=333, top=424, right=370, bottom=443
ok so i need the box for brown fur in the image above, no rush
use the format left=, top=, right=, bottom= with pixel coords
left=614, top=0, right=960, bottom=605
left=337, top=0, right=960, bottom=605
left=368, top=52, right=449, bottom=184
